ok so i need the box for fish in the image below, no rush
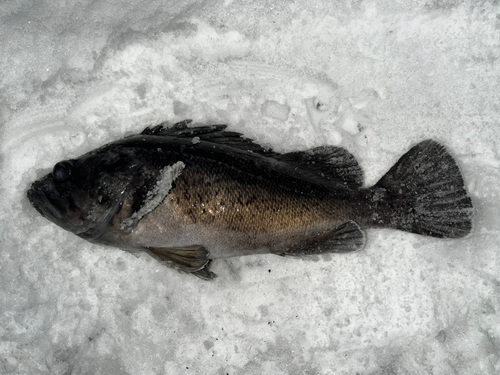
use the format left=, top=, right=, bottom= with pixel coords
left=27, top=120, right=474, bottom=279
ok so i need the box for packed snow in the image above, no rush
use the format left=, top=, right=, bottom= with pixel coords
left=1, top=1, right=499, bottom=374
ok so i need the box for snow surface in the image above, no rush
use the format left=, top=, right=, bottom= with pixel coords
left=1, top=1, right=500, bottom=374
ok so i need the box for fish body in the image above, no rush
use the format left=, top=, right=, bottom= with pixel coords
left=28, top=121, right=474, bottom=279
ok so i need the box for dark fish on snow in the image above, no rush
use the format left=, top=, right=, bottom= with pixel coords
left=27, top=120, right=474, bottom=279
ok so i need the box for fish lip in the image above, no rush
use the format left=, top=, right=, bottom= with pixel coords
left=27, top=181, right=68, bottom=221
left=27, top=186, right=46, bottom=217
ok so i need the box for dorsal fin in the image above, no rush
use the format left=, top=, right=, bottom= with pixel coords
left=277, top=146, right=363, bottom=187
left=142, top=120, right=224, bottom=137
left=141, top=121, right=362, bottom=186
left=141, top=120, right=277, bottom=155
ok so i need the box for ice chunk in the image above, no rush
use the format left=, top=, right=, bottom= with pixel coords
left=349, top=88, right=379, bottom=109
left=261, top=100, right=290, bottom=121
left=342, top=116, right=359, bottom=135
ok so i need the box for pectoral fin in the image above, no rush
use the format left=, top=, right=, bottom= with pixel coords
left=281, top=220, right=366, bottom=255
left=145, top=245, right=216, bottom=280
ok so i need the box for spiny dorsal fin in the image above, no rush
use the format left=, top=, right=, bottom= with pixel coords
left=277, top=146, right=363, bottom=187
left=142, top=119, right=224, bottom=137
left=141, top=120, right=277, bottom=155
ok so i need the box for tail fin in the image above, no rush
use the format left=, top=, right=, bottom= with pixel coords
left=372, top=140, right=474, bottom=238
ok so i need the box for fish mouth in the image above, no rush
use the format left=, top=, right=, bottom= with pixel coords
left=27, top=180, right=69, bottom=222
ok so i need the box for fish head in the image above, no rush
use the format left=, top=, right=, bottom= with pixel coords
left=27, top=145, right=143, bottom=241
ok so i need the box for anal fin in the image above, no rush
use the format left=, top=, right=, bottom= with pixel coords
left=282, top=220, right=366, bottom=255
left=145, top=245, right=216, bottom=280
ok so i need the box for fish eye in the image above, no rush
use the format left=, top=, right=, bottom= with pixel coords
left=53, top=161, right=73, bottom=182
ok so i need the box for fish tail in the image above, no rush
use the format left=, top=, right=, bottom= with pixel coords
left=369, top=140, right=474, bottom=238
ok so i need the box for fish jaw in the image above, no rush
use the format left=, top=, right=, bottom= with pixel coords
left=28, top=176, right=70, bottom=224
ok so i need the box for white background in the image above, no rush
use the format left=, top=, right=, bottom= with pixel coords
left=1, top=1, right=499, bottom=374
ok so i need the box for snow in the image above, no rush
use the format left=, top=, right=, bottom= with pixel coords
left=261, top=100, right=290, bottom=121
left=1, top=0, right=499, bottom=374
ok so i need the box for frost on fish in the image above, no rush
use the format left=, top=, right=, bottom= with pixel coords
left=120, top=161, right=185, bottom=232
